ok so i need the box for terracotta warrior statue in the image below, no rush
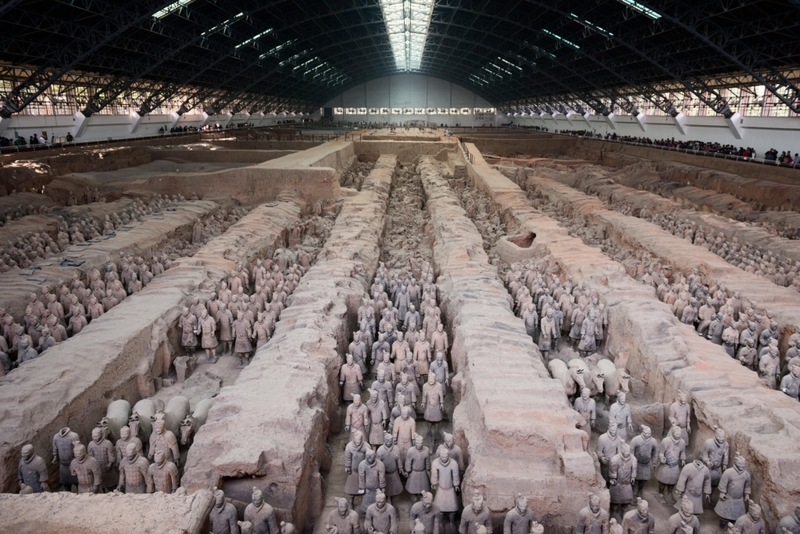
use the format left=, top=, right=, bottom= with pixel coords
left=404, top=433, right=431, bottom=501
left=597, top=422, right=621, bottom=487
left=504, top=493, right=537, bottom=534
left=630, top=425, right=658, bottom=498
left=18, top=444, right=50, bottom=493
left=714, top=454, right=751, bottom=533
left=198, top=307, right=218, bottom=363
left=146, top=449, right=180, bottom=493
left=377, top=432, right=403, bottom=502
left=325, top=497, right=360, bottom=534
left=149, top=417, right=180, bottom=466
left=667, top=496, right=699, bottom=534
left=674, top=459, right=712, bottom=515
left=576, top=494, right=610, bottom=534
left=52, top=426, right=80, bottom=490
left=345, top=393, right=369, bottom=444
left=70, top=442, right=101, bottom=494
left=657, top=425, right=687, bottom=505
left=701, top=427, right=729, bottom=488
left=344, top=430, right=371, bottom=507
left=431, top=445, right=460, bottom=530
left=340, top=354, right=364, bottom=402
left=117, top=442, right=149, bottom=494
left=621, top=498, right=655, bottom=534
left=88, top=426, right=116, bottom=491
left=364, top=490, right=398, bottom=534
left=668, top=392, right=691, bottom=444
left=435, top=432, right=465, bottom=474
left=609, top=443, right=638, bottom=521
left=244, top=486, right=279, bottom=534
left=734, top=501, right=765, bottom=534
left=210, top=487, right=240, bottom=534
left=358, top=448, right=387, bottom=513
left=421, top=373, right=445, bottom=441
left=459, top=490, right=492, bottom=534
left=409, top=491, right=442, bottom=534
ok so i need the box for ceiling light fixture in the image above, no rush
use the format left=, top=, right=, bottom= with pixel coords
left=379, top=0, right=435, bottom=71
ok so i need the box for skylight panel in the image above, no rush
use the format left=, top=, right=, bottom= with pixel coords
left=201, top=12, right=245, bottom=37
left=235, top=28, right=273, bottom=49
left=153, top=0, right=195, bottom=19
left=542, top=29, right=581, bottom=50
left=617, top=0, right=662, bottom=20
left=569, top=13, right=614, bottom=36
left=379, top=0, right=436, bottom=71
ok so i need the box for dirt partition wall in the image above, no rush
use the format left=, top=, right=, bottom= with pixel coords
left=526, top=174, right=800, bottom=353
left=0, top=146, right=154, bottom=196
left=463, top=143, right=800, bottom=529
left=0, top=196, right=305, bottom=494
left=181, top=155, right=397, bottom=531
left=210, top=140, right=324, bottom=151
left=355, top=140, right=456, bottom=165
left=149, top=148, right=297, bottom=164
left=0, top=489, right=214, bottom=534
left=419, top=156, right=607, bottom=530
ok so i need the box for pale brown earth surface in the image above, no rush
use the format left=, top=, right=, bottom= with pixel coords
left=3, top=133, right=800, bottom=533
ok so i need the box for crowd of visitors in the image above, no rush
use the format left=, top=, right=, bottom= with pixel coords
left=556, top=129, right=800, bottom=165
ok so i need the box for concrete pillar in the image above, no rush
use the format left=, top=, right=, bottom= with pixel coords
left=634, top=112, right=647, bottom=132
left=674, top=112, right=688, bottom=136
left=567, top=111, right=591, bottom=128
left=0, top=117, right=9, bottom=137
left=605, top=113, right=617, bottom=130
left=725, top=112, right=744, bottom=140
left=128, top=112, right=142, bottom=134
left=73, top=111, right=89, bottom=139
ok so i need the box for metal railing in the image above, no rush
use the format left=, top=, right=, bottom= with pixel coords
left=459, top=139, right=475, bottom=164
left=555, top=132, right=800, bottom=170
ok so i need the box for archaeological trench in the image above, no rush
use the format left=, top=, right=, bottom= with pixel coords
left=0, top=129, right=799, bottom=534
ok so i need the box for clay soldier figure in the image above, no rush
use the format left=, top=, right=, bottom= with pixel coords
left=707, top=314, right=724, bottom=345
left=630, top=425, right=658, bottom=498
left=430, top=351, right=450, bottom=396
left=734, top=501, right=766, bottom=534
left=675, top=459, right=711, bottom=515
left=326, top=497, right=360, bottom=534
left=781, top=364, right=800, bottom=400
left=18, top=444, right=50, bottom=493
left=759, top=346, right=781, bottom=389
left=88, top=426, right=116, bottom=491
left=504, top=494, right=537, bottom=534
left=149, top=417, right=180, bottom=466
left=610, top=443, right=639, bottom=521
left=146, top=449, right=180, bottom=493
left=365, top=490, right=398, bottom=534
left=610, top=393, right=634, bottom=443
left=232, top=310, right=254, bottom=368
left=344, top=430, right=370, bottom=507
left=70, top=442, right=101, bottom=494
left=410, top=491, right=442, bottom=534
left=421, top=373, right=445, bottom=441
left=117, top=442, right=149, bottom=493
left=577, top=494, right=610, bottom=534
left=714, top=454, right=751, bottom=532
left=372, top=369, right=394, bottom=408
left=218, top=303, right=234, bottom=355
left=210, top=487, right=240, bottom=534
left=702, top=427, right=729, bottom=488
left=244, top=487, right=279, bottom=534
left=597, top=422, right=622, bottom=487
left=431, top=323, right=449, bottom=357
left=435, top=432, right=465, bottom=474
left=657, top=425, right=687, bottom=505
left=669, top=392, right=691, bottom=444
left=393, top=406, right=416, bottom=464
left=116, top=425, right=142, bottom=459
left=377, top=432, right=404, bottom=502
left=668, top=496, right=699, bottom=534
left=738, top=338, right=758, bottom=370
left=776, top=505, right=800, bottom=534
left=404, top=434, right=431, bottom=500
left=179, top=307, right=198, bottom=356
left=459, top=490, right=492, bottom=534
left=574, top=388, right=597, bottom=436
left=52, top=426, right=80, bottom=490
left=198, top=308, right=218, bottom=363
left=367, top=389, right=389, bottom=446
left=431, top=446, right=460, bottom=529
left=345, top=393, right=369, bottom=443
left=579, top=310, right=599, bottom=357
left=358, top=449, right=387, bottom=513
left=538, top=309, right=557, bottom=358
left=253, top=313, right=271, bottom=350
left=396, top=372, right=417, bottom=413
left=621, top=498, right=655, bottom=534
left=340, top=354, right=364, bottom=403
left=373, top=333, right=391, bottom=375
left=414, top=335, right=432, bottom=383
